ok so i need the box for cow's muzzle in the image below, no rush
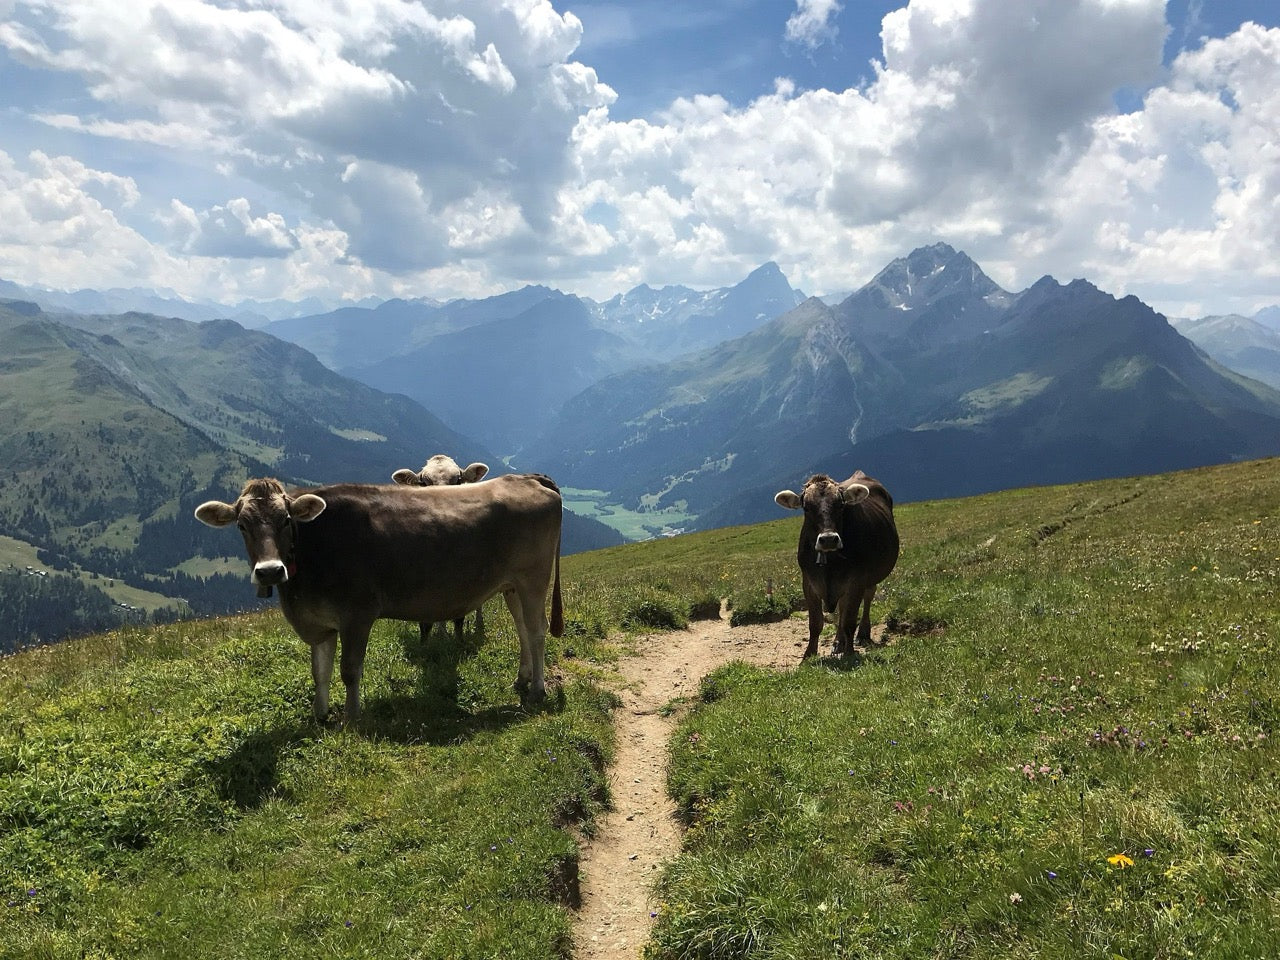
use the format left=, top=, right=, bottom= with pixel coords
left=253, top=559, right=288, bottom=587
left=815, top=532, right=843, bottom=552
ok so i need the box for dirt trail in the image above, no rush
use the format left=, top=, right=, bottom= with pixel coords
left=571, top=609, right=818, bottom=959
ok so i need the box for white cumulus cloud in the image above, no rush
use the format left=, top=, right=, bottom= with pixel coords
left=786, top=0, right=843, bottom=49
left=0, top=0, right=1275, bottom=318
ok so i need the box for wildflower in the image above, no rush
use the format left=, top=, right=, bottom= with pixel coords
left=1107, top=853, right=1134, bottom=868
left=1046, top=871, right=1057, bottom=880
left=1143, top=849, right=1155, bottom=857
left=1009, top=892, right=1023, bottom=904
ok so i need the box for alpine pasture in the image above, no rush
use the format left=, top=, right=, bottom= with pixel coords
left=2, top=458, right=1278, bottom=959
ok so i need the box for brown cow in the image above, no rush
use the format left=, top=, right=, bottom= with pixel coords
left=774, top=471, right=899, bottom=659
left=391, top=454, right=490, bottom=640
left=195, top=474, right=563, bottom=722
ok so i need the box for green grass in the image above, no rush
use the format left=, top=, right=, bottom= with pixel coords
left=652, top=458, right=1280, bottom=959
left=0, top=606, right=616, bottom=959
left=4, top=457, right=1280, bottom=958
left=561, top=486, right=697, bottom=541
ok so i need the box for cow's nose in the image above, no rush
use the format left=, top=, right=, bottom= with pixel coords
left=253, top=560, right=288, bottom=585
left=816, top=532, right=842, bottom=552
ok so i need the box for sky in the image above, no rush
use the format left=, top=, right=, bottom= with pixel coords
left=0, top=0, right=1277, bottom=318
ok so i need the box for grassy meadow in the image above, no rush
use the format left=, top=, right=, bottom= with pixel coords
left=655, top=458, right=1280, bottom=959
left=2, top=457, right=1278, bottom=958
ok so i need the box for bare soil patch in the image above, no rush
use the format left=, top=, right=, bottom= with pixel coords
left=572, top=609, right=883, bottom=959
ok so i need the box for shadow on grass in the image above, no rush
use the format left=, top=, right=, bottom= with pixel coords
left=208, top=721, right=312, bottom=810
left=357, top=620, right=566, bottom=745
left=814, top=648, right=873, bottom=672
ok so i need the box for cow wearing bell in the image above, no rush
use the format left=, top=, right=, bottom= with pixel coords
left=391, top=454, right=490, bottom=641
left=774, top=471, right=899, bottom=659
left=195, top=474, right=564, bottom=723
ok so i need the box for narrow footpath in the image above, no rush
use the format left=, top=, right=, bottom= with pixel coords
left=570, top=609, right=814, bottom=960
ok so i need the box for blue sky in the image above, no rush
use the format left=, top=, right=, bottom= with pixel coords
left=0, top=1, right=1277, bottom=317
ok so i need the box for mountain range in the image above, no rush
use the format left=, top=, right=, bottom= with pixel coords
left=0, top=277, right=382, bottom=329
left=521, top=244, right=1280, bottom=530
left=4, top=242, right=1280, bottom=648
left=262, top=263, right=806, bottom=453
left=1169, top=313, right=1280, bottom=390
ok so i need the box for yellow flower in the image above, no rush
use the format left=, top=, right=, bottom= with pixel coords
left=1107, top=853, right=1135, bottom=868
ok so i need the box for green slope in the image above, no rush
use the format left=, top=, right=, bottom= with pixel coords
left=3, top=457, right=1279, bottom=957
left=0, top=301, right=484, bottom=641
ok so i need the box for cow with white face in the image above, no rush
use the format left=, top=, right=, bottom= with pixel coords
left=775, top=471, right=899, bottom=659
left=196, top=474, right=563, bottom=724
left=392, top=454, right=490, bottom=641
left=392, top=454, right=489, bottom=489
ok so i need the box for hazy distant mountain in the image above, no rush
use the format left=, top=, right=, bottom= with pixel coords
left=0, top=278, right=377, bottom=328
left=350, top=292, right=645, bottom=453
left=263, top=266, right=803, bottom=455
left=1253, top=305, right=1280, bottom=333
left=267, top=286, right=556, bottom=371
left=272, top=263, right=802, bottom=376
left=526, top=244, right=1280, bottom=531
left=593, top=262, right=805, bottom=359
left=1170, top=314, right=1280, bottom=390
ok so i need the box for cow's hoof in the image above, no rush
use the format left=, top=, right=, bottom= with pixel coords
left=518, top=685, right=548, bottom=709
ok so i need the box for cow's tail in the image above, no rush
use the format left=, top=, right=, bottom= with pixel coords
left=549, top=537, right=564, bottom=638
left=530, top=473, right=565, bottom=637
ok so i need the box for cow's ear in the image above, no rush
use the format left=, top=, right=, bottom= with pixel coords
left=391, top=469, right=419, bottom=485
left=195, top=500, right=238, bottom=527
left=841, top=482, right=870, bottom=505
left=288, top=494, right=327, bottom=522
left=461, top=462, right=489, bottom=482
left=775, top=490, right=802, bottom=510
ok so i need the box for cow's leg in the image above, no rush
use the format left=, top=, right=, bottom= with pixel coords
left=308, top=631, right=338, bottom=721
left=835, top=598, right=860, bottom=655
left=503, top=586, right=547, bottom=704
left=802, top=579, right=823, bottom=659
left=453, top=618, right=466, bottom=642
left=503, top=588, right=534, bottom=695
left=857, top=586, right=876, bottom=644
left=338, top=619, right=373, bottom=724
left=474, top=606, right=485, bottom=636
left=804, top=602, right=825, bottom=659
left=419, top=621, right=430, bottom=644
